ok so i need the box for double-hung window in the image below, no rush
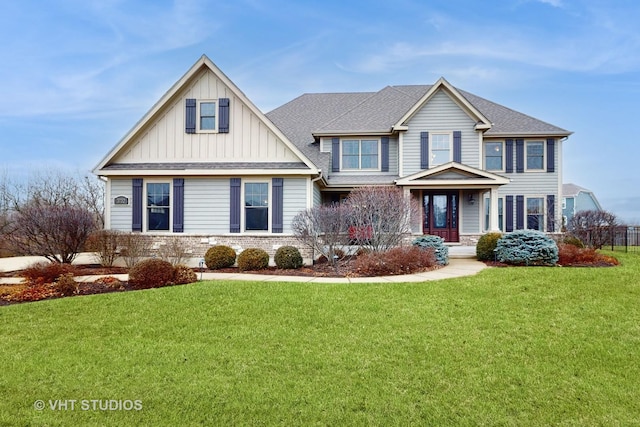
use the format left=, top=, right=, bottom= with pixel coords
left=198, top=100, right=217, bottom=132
left=527, top=197, right=544, bottom=231
left=484, top=196, right=504, bottom=231
left=147, top=182, right=170, bottom=231
left=245, top=182, right=269, bottom=231
left=342, top=139, right=379, bottom=170
left=431, top=133, right=451, bottom=166
left=526, top=141, right=544, bottom=170
left=485, top=142, right=503, bottom=171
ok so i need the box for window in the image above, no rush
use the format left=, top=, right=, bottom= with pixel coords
left=527, top=197, right=544, bottom=231
left=484, top=196, right=504, bottom=231
left=199, top=101, right=217, bottom=131
left=485, top=142, right=503, bottom=171
left=245, top=182, right=269, bottom=231
left=431, top=133, right=451, bottom=166
left=526, top=141, right=544, bottom=170
left=147, top=182, right=170, bottom=231
left=562, top=198, right=567, bottom=210
left=342, top=139, right=379, bottom=170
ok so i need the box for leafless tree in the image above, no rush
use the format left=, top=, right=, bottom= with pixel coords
left=291, top=203, right=350, bottom=267
left=567, top=209, right=619, bottom=249
left=346, top=186, right=419, bottom=253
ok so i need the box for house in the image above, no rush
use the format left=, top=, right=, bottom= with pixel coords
left=562, top=183, right=603, bottom=225
left=93, top=55, right=572, bottom=263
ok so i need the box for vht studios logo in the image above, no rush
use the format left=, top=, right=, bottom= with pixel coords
left=34, top=399, right=143, bottom=411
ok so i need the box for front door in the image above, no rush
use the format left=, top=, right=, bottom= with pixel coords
left=423, top=191, right=459, bottom=242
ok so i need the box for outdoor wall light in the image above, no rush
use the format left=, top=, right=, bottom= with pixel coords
left=468, top=194, right=476, bottom=205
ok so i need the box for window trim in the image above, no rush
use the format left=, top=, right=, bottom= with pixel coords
left=429, top=132, right=453, bottom=167
left=483, top=195, right=504, bottom=232
left=340, top=138, right=381, bottom=171
left=144, top=180, right=172, bottom=232
left=197, top=99, right=218, bottom=133
left=484, top=141, right=504, bottom=172
left=525, top=140, right=545, bottom=172
left=242, top=180, right=271, bottom=232
left=526, top=196, right=545, bottom=231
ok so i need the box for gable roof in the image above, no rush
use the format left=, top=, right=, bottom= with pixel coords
left=563, top=183, right=593, bottom=197
left=267, top=81, right=572, bottom=161
left=395, top=162, right=510, bottom=187
left=94, top=55, right=319, bottom=175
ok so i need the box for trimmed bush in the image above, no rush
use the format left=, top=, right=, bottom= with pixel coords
left=129, top=258, right=175, bottom=289
left=204, top=245, right=236, bottom=270
left=476, top=232, right=503, bottom=261
left=352, top=246, right=437, bottom=276
left=54, top=273, right=78, bottom=296
left=412, top=235, right=449, bottom=265
left=174, top=264, right=198, bottom=284
left=274, top=246, right=303, bottom=269
left=237, top=248, right=269, bottom=271
left=495, top=230, right=558, bottom=266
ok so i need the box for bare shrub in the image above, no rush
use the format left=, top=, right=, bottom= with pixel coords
left=85, top=230, right=122, bottom=267
left=157, top=237, right=190, bottom=266
left=567, top=210, right=619, bottom=249
left=119, top=233, right=151, bottom=268
left=292, top=203, right=350, bottom=268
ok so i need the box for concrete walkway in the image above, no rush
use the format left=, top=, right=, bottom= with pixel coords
left=0, top=247, right=486, bottom=284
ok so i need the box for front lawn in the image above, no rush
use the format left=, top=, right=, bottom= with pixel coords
left=1, top=252, right=638, bottom=425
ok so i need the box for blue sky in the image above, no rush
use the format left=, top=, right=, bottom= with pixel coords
left=1, top=0, right=639, bottom=222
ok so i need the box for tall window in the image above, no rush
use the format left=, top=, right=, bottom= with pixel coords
left=245, top=182, right=269, bottom=231
left=147, top=183, right=170, bottom=231
left=431, top=133, right=451, bottom=166
left=527, top=197, right=544, bottom=231
left=199, top=101, right=216, bottom=131
left=526, top=141, right=544, bottom=170
left=484, top=196, right=504, bottom=231
left=485, top=142, right=503, bottom=171
left=342, top=139, right=378, bottom=170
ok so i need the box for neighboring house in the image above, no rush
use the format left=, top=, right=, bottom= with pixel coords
left=562, top=183, right=603, bottom=225
left=93, top=55, right=571, bottom=261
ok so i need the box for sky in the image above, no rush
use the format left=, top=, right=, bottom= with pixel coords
left=0, top=0, right=639, bottom=223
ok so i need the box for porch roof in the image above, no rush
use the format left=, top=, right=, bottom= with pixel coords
left=395, top=162, right=510, bottom=188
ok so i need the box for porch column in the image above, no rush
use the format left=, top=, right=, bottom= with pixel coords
left=489, top=186, right=500, bottom=232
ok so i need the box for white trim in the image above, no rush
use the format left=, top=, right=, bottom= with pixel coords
left=429, top=132, right=453, bottom=168
left=241, top=179, right=271, bottom=233
left=524, top=140, right=546, bottom=172
left=525, top=195, right=545, bottom=231
left=339, top=138, right=381, bottom=171
left=484, top=141, right=505, bottom=172
left=196, top=99, right=218, bottom=133
left=144, top=179, right=173, bottom=233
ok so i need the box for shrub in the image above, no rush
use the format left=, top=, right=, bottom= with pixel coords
left=476, top=232, right=503, bottom=261
left=119, top=233, right=152, bottom=268
left=4, top=283, right=56, bottom=302
left=54, top=273, right=78, bottom=296
left=21, top=262, right=77, bottom=284
left=85, top=229, right=122, bottom=267
left=562, top=235, right=585, bottom=248
left=316, top=249, right=346, bottom=264
left=93, top=276, right=125, bottom=290
left=237, top=248, right=269, bottom=271
left=129, top=258, right=175, bottom=289
left=157, top=237, right=190, bottom=266
left=274, top=246, right=304, bottom=269
left=351, top=246, right=437, bottom=276
left=174, top=264, right=198, bottom=284
left=412, top=235, right=449, bottom=265
left=204, top=245, right=236, bottom=270
left=557, top=243, right=619, bottom=266
left=495, top=230, right=558, bottom=266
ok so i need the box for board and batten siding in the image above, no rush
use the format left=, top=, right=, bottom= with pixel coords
left=112, top=68, right=301, bottom=165
left=403, top=90, right=479, bottom=176
left=109, top=179, right=133, bottom=231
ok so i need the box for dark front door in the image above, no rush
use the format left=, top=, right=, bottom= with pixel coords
left=423, top=191, right=459, bottom=242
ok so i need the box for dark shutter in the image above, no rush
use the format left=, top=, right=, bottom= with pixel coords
left=505, top=195, right=514, bottom=232
left=547, top=138, right=555, bottom=172
left=453, top=131, right=462, bottom=163
left=516, top=139, right=524, bottom=173
left=420, top=132, right=429, bottom=169
left=173, top=178, right=184, bottom=233
left=516, top=195, right=525, bottom=230
left=219, top=98, right=230, bottom=133
left=381, top=136, right=389, bottom=172
left=230, top=178, right=241, bottom=233
left=272, top=178, right=283, bottom=233
left=331, top=138, right=340, bottom=172
left=547, top=195, right=555, bottom=232
left=132, top=178, right=143, bottom=232
left=185, top=98, right=196, bottom=134
left=505, top=139, right=514, bottom=173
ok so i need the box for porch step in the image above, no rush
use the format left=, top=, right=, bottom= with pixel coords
left=447, top=245, right=477, bottom=259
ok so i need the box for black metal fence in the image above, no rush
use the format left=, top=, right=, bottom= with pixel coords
left=610, top=226, right=640, bottom=253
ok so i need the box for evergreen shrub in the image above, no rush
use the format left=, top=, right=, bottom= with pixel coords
left=412, top=235, right=449, bottom=265
left=204, top=245, right=236, bottom=270
left=274, top=246, right=303, bottom=269
left=237, top=248, right=269, bottom=271
left=495, top=230, right=558, bottom=266
left=476, top=232, right=503, bottom=261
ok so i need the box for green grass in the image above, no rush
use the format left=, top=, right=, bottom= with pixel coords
left=1, top=252, right=639, bottom=426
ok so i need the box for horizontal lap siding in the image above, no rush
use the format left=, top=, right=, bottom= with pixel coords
left=461, top=191, right=480, bottom=234
left=183, top=178, right=229, bottom=233
left=283, top=178, right=308, bottom=233
left=404, top=90, right=478, bottom=176
left=109, top=179, right=132, bottom=231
